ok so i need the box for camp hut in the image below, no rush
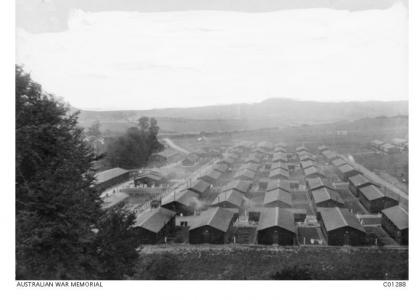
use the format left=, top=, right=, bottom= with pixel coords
left=187, top=179, right=211, bottom=198
left=299, top=153, right=315, bottom=162
left=304, top=166, right=326, bottom=179
left=221, top=180, right=252, bottom=195
left=212, top=162, right=229, bottom=173
left=245, top=154, right=261, bottom=164
left=296, top=146, right=308, bottom=152
left=318, top=145, right=329, bottom=153
left=272, top=153, right=288, bottom=163
left=266, top=179, right=291, bottom=193
left=241, top=162, right=260, bottom=172
left=336, top=164, right=360, bottom=181
left=348, top=174, right=373, bottom=196
left=271, top=162, right=288, bottom=171
left=258, top=141, right=274, bottom=151
left=218, top=157, right=235, bottom=167
left=381, top=206, right=408, bottom=245
left=322, top=150, right=338, bottom=162
left=371, top=140, right=385, bottom=150
left=318, top=207, right=366, bottom=246
left=198, top=169, right=223, bottom=185
left=257, top=208, right=296, bottom=245
left=380, top=143, right=399, bottom=154
left=95, top=167, right=130, bottom=193
left=306, top=177, right=334, bottom=192
left=210, top=190, right=246, bottom=213
left=161, top=190, right=200, bottom=216
left=300, top=160, right=316, bottom=170
left=274, top=146, right=286, bottom=154
left=234, top=168, right=256, bottom=181
left=188, top=207, right=235, bottom=244
left=263, top=188, right=292, bottom=208
left=312, top=187, right=344, bottom=208
left=358, top=184, right=398, bottom=213
left=134, top=173, right=167, bottom=187
left=133, top=207, right=176, bottom=244
left=269, top=168, right=289, bottom=180
left=331, top=158, right=347, bottom=168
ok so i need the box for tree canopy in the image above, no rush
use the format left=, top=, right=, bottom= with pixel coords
left=16, top=65, right=140, bottom=279
left=105, top=116, right=163, bottom=169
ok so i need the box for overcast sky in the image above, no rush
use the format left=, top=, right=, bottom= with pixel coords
left=16, top=1, right=408, bottom=110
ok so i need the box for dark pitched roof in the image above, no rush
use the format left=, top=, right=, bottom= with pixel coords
left=266, top=179, right=291, bottom=193
left=188, top=179, right=211, bottom=195
left=306, top=177, right=333, bottom=191
left=212, top=163, right=229, bottom=173
left=382, top=206, right=408, bottom=230
left=264, top=189, right=292, bottom=207
left=272, top=153, right=288, bottom=162
left=240, top=162, right=260, bottom=172
left=319, top=207, right=365, bottom=233
left=359, top=184, right=385, bottom=201
left=189, top=207, right=234, bottom=232
left=271, top=162, right=288, bottom=171
left=161, top=189, right=199, bottom=207
left=133, top=207, right=176, bottom=233
left=269, top=168, right=289, bottom=179
left=258, top=207, right=296, bottom=233
left=301, top=160, right=316, bottom=170
left=322, top=150, right=338, bottom=160
left=304, top=166, right=325, bottom=177
left=332, top=158, right=347, bottom=167
left=199, top=169, right=222, bottom=182
left=211, top=190, right=246, bottom=208
left=337, top=164, right=357, bottom=174
left=234, top=168, right=256, bottom=181
left=348, top=174, right=371, bottom=188
left=96, top=167, right=129, bottom=184
left=245, top=154, right=261, bottom=164
left=312, top=187, right=343, bottom=205
left=221, top=180, right=252, bottom=194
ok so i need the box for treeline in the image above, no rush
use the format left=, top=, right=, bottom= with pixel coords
left=16, top=65, right=140, bottom=279
left=104, top=117, right=164, bottom=169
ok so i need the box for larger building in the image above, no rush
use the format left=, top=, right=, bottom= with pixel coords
left=95, top=167, right=130, bottom=193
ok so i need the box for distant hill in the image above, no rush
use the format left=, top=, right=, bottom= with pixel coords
left=77, top=98, right=408, bottom=134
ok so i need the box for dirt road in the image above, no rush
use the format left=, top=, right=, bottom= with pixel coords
left=163, top=138, right=190, bottom=155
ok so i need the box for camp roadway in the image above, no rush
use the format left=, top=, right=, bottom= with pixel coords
left=162, top=138, right=190, bottom=155
left=340, top=154, right=409, bottom=210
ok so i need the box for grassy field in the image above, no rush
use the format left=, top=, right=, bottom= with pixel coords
left=133, top=245, right=408, bottom=280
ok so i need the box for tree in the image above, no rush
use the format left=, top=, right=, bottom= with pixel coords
left=15, top=66, right=140, bottom=279
left=87, top=120, right=101, bottom=139
left=94, top=209, right=141, bottom=279
left=105, top=117, right=163, bottom=169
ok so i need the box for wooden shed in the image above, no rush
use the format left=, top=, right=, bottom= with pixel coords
left=312, top=187, right=344, bottom=208
left=133, top=207, right=176, bottom=244
left=221, top=180, right=252, bottom=195
left=257, top=208, right=296, bottom=245
left=381, top=206, right=408, bottom=245
left=161, top=190, right=200, bottom=216
left=210, top=189, right=246, bottom=213
left=348, top=174, right=373, bottom=196
left=234, top=168, right=256, bottom=181
left=269, top=168, right=289, bottom=180
left=304, top=166, right=326, bottom=179
left=198, top=169, right=223, bottom=185
left=336, top=164, right=360, bottom=181
left=263, top=188, right=292, bottom=208
left=188, top=207, right=235, bottom=244
left=318, top=207, right=366, bottom=246
left=358, top=184, right=398, bottom=213
left=187, top=179, right=211, bottom=198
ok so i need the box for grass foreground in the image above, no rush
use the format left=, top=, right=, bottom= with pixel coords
left=133, top=245, right=408, bottom=280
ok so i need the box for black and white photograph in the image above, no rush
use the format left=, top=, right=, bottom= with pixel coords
left=3, top=0, right=415, bottom=295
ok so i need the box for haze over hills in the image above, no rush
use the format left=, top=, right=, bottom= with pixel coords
left=77, top=98, right=408, bottom=134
